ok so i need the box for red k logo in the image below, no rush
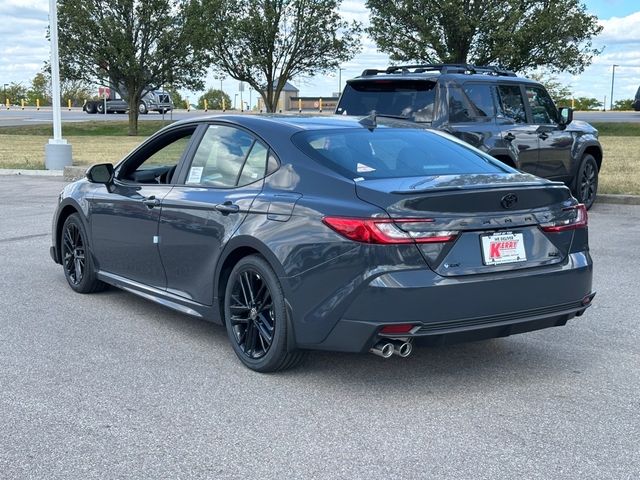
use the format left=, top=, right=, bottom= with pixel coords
left=489, top=242, right=501, bottom=258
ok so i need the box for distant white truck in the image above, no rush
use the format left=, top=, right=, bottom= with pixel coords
left=83, top=86, right=173, bottom=114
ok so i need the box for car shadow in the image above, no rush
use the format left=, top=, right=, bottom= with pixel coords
left=100, top=287, right=590, bottom=391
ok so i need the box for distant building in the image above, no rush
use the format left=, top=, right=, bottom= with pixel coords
left=277, top=81, right=299, bottom=111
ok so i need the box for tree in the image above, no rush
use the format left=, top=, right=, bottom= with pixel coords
left=572, top=97, right=602, bottom=111
left=527, top=72, right=573, bottom=105
left=613, top=99, right=634, bottom=111
left=57, top=0, right=207, bottom=135
left=188, top=0, right=361, bottom=112
left=197, top=88, right=231, bottom=110
left=2, top=83, right=27, bottom=105
left=27, top=72, right=51, bottom=106
left=366, top=0, right=603, bottom=74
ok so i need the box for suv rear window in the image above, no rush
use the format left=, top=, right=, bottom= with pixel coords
left=292, top=128, right=511, bottom=180
left=336, top=80, right=436, bottom=122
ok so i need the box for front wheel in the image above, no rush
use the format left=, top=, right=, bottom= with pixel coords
left=138, top=102, right=148, bottom=114
left=96, top=102, right=105, bottom=114
left=224, top=255, right=305, bottom=372
left=61, top=214, right=106, bottom=293
left=573, top=154, right=599, bottom=209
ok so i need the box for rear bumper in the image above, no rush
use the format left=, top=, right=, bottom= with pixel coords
left=305, top=251, right=593, bottom=353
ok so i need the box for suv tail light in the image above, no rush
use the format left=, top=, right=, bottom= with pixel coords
left=322, top=217, right=457, bottom=244
left=540, top=204, right=588, bottom=232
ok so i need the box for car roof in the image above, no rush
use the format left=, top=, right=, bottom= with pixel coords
left=169, top=114, right=417, bottom=134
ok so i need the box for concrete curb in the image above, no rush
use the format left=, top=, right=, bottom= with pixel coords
left=596, top=194, right=640, bottom=206
left=0, top=168, right=62, bottom=176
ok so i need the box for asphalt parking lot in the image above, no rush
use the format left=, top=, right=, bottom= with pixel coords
left=1, top=176, right=638, bottom=479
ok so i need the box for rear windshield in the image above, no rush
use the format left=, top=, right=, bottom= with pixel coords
left=336, top=80, right=436, bottom=122
left=292, top=128, right=512, bottom=180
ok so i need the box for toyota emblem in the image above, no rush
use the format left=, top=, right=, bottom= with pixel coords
left=501, top=193, right=518, bottom=209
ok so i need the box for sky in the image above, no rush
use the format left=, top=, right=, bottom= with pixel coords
left=0, top=0, right=639, bottom=108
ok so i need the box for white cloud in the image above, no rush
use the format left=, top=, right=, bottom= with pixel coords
left=598, top=11, right=640, bottom=43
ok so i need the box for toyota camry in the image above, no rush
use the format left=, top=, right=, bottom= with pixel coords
left=50, top=115, right=595, bottom=371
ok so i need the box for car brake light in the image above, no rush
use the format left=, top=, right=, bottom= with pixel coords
left=540, top=204, right=588, bottom=232
left=322, top=217, right=457, bottom=244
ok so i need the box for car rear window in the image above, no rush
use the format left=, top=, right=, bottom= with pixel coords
left=336, top=80, right=436, bottom=122
left=292, top=128, right=512, bottom=180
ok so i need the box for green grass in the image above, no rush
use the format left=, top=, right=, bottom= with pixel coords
left=590, top=122, right=640, bottom=137
left=0, top=120, right=173, bottom=137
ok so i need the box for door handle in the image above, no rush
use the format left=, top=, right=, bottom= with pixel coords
left=143, top=196, right=161, bottom=208
left=215, top=202, right=240, bottom=214
left=504, top=133, right=515, bottom=142
left=538, top=132, right=549, bottom=140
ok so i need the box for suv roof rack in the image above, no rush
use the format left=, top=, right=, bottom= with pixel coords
left=360, top=64, right=517, bottom=78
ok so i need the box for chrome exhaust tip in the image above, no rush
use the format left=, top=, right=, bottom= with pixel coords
left=370, top=341, right=394, bottom=358
left=395, top=341, right=413, bottom=358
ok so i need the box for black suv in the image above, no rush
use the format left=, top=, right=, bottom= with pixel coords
left=633, top=86, right=640, bottom=111
left=336, top=64, right=602, bottom=208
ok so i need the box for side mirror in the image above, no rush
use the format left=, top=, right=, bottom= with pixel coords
left=86, top=163, right=114, bottom=184
left=558, top=107, right=573, bottom=128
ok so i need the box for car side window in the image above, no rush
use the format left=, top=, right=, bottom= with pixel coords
left=448, top=84, right=495, bottom=123
left=185, top=125, right=267, bottom=188
left=525, top=86, right=559, bottom=124
left=496, top=85, right=527, bottom=124
left=119, top=128, right=195, bottom=184
left=238, top=141, right=268, bottom=186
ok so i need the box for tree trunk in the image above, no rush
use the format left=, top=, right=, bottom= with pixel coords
left=127, top=95, right=140, bottom=136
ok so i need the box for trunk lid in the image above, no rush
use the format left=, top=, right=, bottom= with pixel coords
left=355, top=173, right=578, bottom=276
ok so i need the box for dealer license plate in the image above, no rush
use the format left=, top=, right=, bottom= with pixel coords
left=481, top=231, right=527, bottom=266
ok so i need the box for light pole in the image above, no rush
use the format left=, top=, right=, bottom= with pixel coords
left=610, top=64, right=619, bottom=111
left=249, top=86, right=252, bottom=111
left=234, top=94, right=238, bottom=110
left=45, top=0, right=72, bottom=170
left=337, top=67, right=344, bottom=94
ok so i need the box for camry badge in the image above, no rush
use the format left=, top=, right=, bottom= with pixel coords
left=501, top=193, right=518, bottom=209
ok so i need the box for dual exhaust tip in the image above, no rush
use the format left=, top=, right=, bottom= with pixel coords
left=370, top=340, right=412, bottom=358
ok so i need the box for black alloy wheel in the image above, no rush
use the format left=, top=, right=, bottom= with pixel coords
left=63, top=221, right=85, bottom=286
left=224, top=255, right=305, bottom=372
left=575, top=154, right=598, bottom=209
left=228, top=269, right=275, bottom=359
left=61, top=214, right=106, bottom=293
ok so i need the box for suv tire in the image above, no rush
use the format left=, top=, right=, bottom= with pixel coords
left=573, top=154, right=598, bottom=209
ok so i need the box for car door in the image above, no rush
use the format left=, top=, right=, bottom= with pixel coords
left=496, top=84, right=539, bottom=175
left=524, top=85, right=574, bottom=181
left=157, top=124, right=273, bottom=305
left=89, top=125, right=198, bottom=289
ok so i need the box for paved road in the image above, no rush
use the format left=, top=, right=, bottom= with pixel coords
left=1, top=176, right=638, bottom=479
left=1, top=107, right=639, bottom=127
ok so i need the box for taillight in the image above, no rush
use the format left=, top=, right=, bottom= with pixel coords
left=322, top=216, right=457, bottom=244
left=540, top=204, right=588, bottom=232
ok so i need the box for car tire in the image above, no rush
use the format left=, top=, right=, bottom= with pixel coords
left=61, top=214, right=107, bottom=294
left=96, top=102, right=105, bottom=114
left=138, top=102, right=148, bottom=114
left=224, top=255, right=305, bottom=372
left=85, top=102, right=97, bottom=114
left=573, top=154, right=599, bottom=209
